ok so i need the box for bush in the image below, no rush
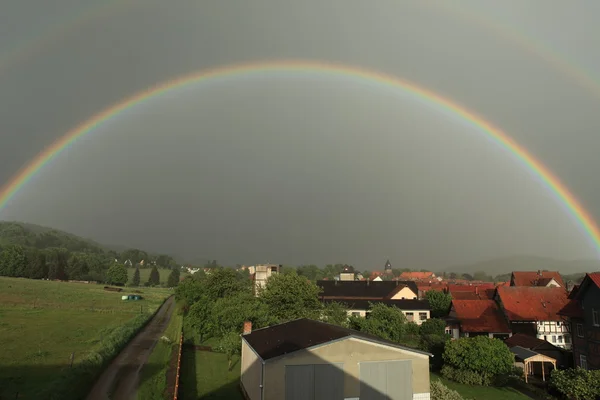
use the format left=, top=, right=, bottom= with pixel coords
left=441, top=365, right=492, bottom=386
left=430, top=380, right=464, bottom=400
left=550, top=368, right=600, bottom=400
left=442, top=336, right=513, bottom=384
left=420, top=334, right=449, bottom=371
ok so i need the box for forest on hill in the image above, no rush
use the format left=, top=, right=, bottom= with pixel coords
left=0, top=221, right=179, bottom=283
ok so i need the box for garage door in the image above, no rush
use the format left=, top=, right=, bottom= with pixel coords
left=359, top=360, right=412, bottom=400
left=285, top=364, right=344, bottom=400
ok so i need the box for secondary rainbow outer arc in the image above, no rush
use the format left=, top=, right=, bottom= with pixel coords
left=0, top=60, right=599, bottom=255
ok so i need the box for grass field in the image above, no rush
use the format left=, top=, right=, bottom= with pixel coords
left=137, top=302, right=184, bottom=400
left=431, top=373, right=531, bottom=400
left=0, top=276, right=171, bottom=399
left=126, top=267, right=189, bottom=285
left=179, top=334, right=243, bottom=400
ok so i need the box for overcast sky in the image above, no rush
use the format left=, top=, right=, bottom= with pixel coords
left=0, top=0, right=599, bottom=269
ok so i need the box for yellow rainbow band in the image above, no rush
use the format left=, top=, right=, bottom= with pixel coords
left=1, top=60, right=598, bottom=254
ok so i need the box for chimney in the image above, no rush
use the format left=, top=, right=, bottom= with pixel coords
left=538, top=270, right=542, bottom=277
left=243, top=321, right=252, bottom=335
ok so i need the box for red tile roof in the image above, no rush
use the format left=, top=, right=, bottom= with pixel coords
left=589, top=273, right=600, bottom=289
left=451, top=300, right=510, bottom=333
left=451, top=289, right=495, bottom=300
left=558, top=299, right=584, bottom=318
left=497, top=286, right=569, bottom=321
left=399, top=271, right=435, bottom=280
left=511, top=271, right=565, bottom=288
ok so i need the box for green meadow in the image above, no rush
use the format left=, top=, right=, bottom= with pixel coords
left=0, top=276, right=170, bottom=398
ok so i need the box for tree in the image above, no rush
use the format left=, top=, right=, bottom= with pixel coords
left=175, top=276, right=205, bottom=306
left=210, top=293, right=274, bottom=337
left=419, top=318, right=447, bottom=336
left=187, top=296, right=214, bottom=343
left=217, top=331, right=241, bottom=371
left=203, top=267, right=251, bottom=301
left=352, top=303, right=409, bottom=343
left=167, top=268, right=180, bottom=287
left=426, top=290, right=452, bottom=318
left=25, top=248, right=47, bottom=279
left=322, top=301, right=349, bottom=327
left=106, top=263, right=128, bottom=286
left=132, top=267, right=141, bottom=286
left=66, top=253, right=90, bottom=281
left=148, top=266, right=160, bottom=286
left=258, top=272, right=323, bottom=321
left=442, top=336, right=513, bottom=385
left=550, top=368, right=600, bottom=400
left=0, top=245, right=27, bottom=277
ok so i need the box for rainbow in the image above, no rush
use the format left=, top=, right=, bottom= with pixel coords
left=1, top=60, right=599, bottom=254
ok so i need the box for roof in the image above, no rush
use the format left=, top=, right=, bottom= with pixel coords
left=451, top=300, right=510, bottom=333
left=496, top=286, right=569, bottom=321
left=510, top=346, right=541, bottom=362
left=322, top=298, right=431, bottom=311
left=318, top=280, right=418, bottom=299
left=451, top=290, right=495, bottom=300
left=590, top=273, right=600, bottom=288
left=504, top=333, right=560, bottom=350
left=511, top=271, right=565, bottom=288
left=447, top=283, right=495, bottom=292
left=341, top=265, right=355, bottom=273
left=558, top=299, right=584, bottom=318
left=399, top=271, right=435, bottom=280
left=242, top=318, right=432, bottom=361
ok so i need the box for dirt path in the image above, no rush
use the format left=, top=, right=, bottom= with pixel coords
left=86, top=296, right=175, bottom=400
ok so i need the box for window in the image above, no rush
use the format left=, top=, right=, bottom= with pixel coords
left=552, top=336, right=557, bottom=343
left=544, top=335, right=547, bottom=341
left=445, top=327, right=451, bottom=335
left=557, top=336, right=563, bottom=344
left=577, top=323, right=584, bottom=338
left=565, top=335, right=571, bottom=344
left=557, top=321, right=561, bottom=326
left=593, top=309, right=599, bottom=326
left=580, top=355, right=588, bottom=370
left=419, top=312, right=428, bottom=321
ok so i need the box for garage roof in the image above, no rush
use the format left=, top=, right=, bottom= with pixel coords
left=243, top=318, right=432, bottom=361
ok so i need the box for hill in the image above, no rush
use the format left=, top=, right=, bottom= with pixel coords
left=442, top=255, right=600, bottom=276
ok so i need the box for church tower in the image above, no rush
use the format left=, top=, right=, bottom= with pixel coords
left=384, top=259, right=392, bottom=274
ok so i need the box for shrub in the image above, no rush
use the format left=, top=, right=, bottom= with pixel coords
left=550, top=368, right=600, bottom=400
left=442, top=336, right=513, bottom=384
left=441, top=365, right=492, bottom=386
left=430, top=380, right=464, bottom=400
left=420, top=334, right=449, bottom=371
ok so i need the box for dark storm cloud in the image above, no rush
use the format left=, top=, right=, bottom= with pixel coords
left=0, top=0, right=599, bottom=268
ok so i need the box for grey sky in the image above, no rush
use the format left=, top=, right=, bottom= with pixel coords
left=0, top=1, right=599, bottom=269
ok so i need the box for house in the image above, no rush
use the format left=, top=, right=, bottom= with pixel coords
left=510, top=271, right=565, bottom=288
left=399, top=271, right=436, bottom=281
left=447, top=300, right=511, bottom=340
left=252, top=264, right=280, bottom=295
left=504, top=333, right=570, bottom=369
left=240, top=318, right=432, bottom=400
left=339, top=265, right=356, bottom=281
left=558, top=273, right=600, bottom=370
left=317, top=280, right=419, bottom=301
left=496, top=286, right=571, bottom=349
left=323, top=298, right=431, bottom=324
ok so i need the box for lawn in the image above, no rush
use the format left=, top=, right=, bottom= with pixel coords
left=431, top=373, right=531, bottom=400
left=127, top=267, right=189, bottom=285
left=179, top=336, right=243, bottom=400
left=137, top=301, right=184, bottom=400
left=0, top=276, right=171, bottom=399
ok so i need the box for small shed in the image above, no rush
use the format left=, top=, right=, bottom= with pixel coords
left=510, top=346, right=557, bottom=383
left=240, top=318, right=432, bottom=400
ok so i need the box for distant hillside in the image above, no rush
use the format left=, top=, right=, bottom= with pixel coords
left=442, top=255, right=600, bottom=276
